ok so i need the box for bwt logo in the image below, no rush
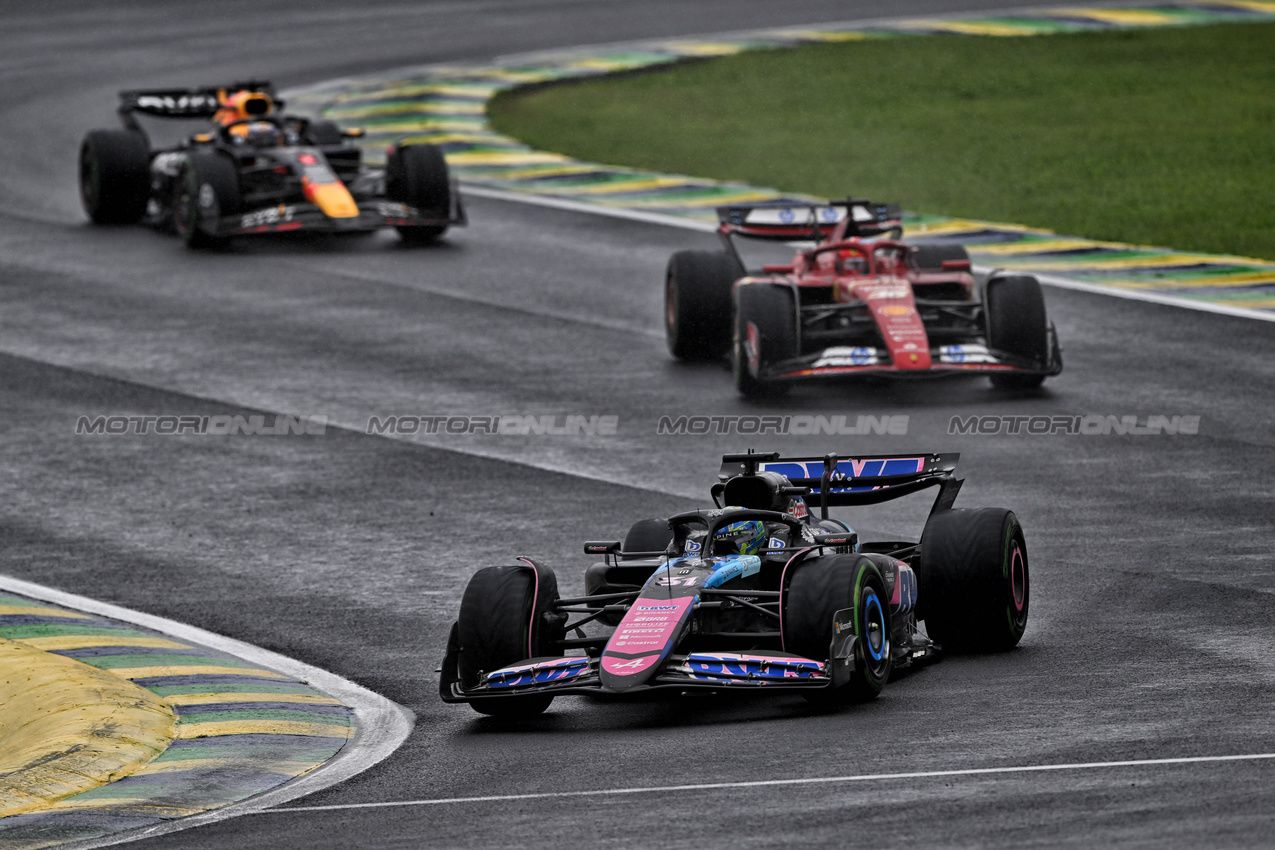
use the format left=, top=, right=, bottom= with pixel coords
left=949, top=414, right=1200, bottom=436
left=76, top=415, right=327, bottom=436
left=366, top=415, right=618, bottom=436
left=657, top=414, right=908, bottom=436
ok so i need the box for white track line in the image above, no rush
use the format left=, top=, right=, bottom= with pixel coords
left=463, top=185, right=1275, bottom=324
left=0, top=575, right=414, bottom=849
left=261, top=752, right=1275, bottom=813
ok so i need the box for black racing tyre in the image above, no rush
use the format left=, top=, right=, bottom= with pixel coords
left=386, top=143, right=451, bottom=242
left=306, top=119, right=345, bottom=147
left=79, top=129, right=150, bottom=225
left=733, top=283, right=797, bottom=399
left=173, top=151, right=240, bottom=249
left=665, top=250, right=743, bottom=361
left=984, top=275, right=1049, bottom=389
left=915, top=508, right=1029, bottom=653
left=908, top=243, right=970, bottom=272
left=457, top=563, right=564, bottom=717
left=623, top=518, right=673, bottom=555
left=784, top=554, right=891, bottom=704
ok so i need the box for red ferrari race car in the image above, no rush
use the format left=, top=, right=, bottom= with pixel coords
left=664, top=200, right=1062, bottom=397
left=79, top=80, right=464, bottom=248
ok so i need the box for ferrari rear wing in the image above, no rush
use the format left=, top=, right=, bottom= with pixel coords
left=718, top=451, right=962, bottom=517
left=118, top=80, right=281, bottom=120
left=716, top=199, right=902, bottom=242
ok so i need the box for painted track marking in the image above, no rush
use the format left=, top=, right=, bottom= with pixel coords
left=260, top=751, right=1275, bottom=813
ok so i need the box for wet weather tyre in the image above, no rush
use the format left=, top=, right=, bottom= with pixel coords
left=79, top=129, right=150, bottom=225
left=457, top=564, right=564, bottom=717
left=173, top=152, right=240, bottom=249
left=665, top=250, right=743, bottom=361
left=985, top=275, right=1048, bottom=389
left=733, top=283, right=797, bottom=399
left=916, top=508, right=1029, bottom=653
left=386, top=143, right=451, bottom=243
left=784, top=554, right=891, bottom=704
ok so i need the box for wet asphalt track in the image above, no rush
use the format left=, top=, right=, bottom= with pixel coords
left=1, top=1, right=1273, bottom=847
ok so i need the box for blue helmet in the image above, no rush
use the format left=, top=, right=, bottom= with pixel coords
left=714, top=517, right=767, bottom=556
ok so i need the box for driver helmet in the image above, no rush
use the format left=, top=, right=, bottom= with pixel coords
left=229, top=120, right=281, bottom=147
left=836, top=249, right=867, bottom=274
left=714, top=516, right=767, bottom=556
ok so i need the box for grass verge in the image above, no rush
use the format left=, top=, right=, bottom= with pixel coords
left=490, top=22, right=1275, bottom=260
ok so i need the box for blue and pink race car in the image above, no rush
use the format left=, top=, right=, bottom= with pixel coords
left=440, top=450, right=1030, bottom=717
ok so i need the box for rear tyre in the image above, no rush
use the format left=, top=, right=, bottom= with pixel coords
left=457, top=564, right=564, bottom=717
left=784, top=554, right=891, bottom=704
left=173, top=152, right=240, bottom=249
left=733, top=283, right=797, bottom=399
left=665, top=250, right=743, bottom=360
left=386, top=143, right=451, bottom=243
left=984, top=275, right=1048, bottom=389
left=915, top=508, right=1029, bottom=653
left=79, top=129, right=150, bottom=225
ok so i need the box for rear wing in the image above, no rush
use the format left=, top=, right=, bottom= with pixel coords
left=118, top=80, right=281, bottom=121
left=716, top=199, right=902, bottom=242
left=718, top=451, right=962, bottom=516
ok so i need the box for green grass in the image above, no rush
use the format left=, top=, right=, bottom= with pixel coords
left=490, top=22, right=1275, bottom=260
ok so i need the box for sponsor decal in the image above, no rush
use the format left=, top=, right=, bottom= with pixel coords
left=863, top=285, right=909, bottom=300
left=198, top=184, right=215, bottom=209
left=879, top=304, right=913, bottom=317
left=769, top=537, right=786, bottom=549
left=703, top=555, right=762, bottom=589
left=135, top=93, right=219, bottom=113
left=812, top=346, right=879, bottom=368
left=778, top=208, right=795, bottom=223
left=241, top=205, right=296, bottom=229
left=787, top=498, right=809, bottom=520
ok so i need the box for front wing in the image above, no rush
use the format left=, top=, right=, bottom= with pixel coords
left=439, top=626, right=860, bottom=703
left=214, top=197, right=465, bottom=237
left=764, top=336, right=1063, bottom=382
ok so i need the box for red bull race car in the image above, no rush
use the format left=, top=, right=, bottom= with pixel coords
left=664, top=200, right=1062, bottom=397
left=439, top=450, right=1031, bottom=717
left=79, top=80, right=464, bottom=248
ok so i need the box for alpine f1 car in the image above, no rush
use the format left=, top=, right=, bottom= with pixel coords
left=664, top=199, right=1062, bottom=397
left=79, top=81, right=465, bottom=248
left=440, top=449, right=1030, bottom=717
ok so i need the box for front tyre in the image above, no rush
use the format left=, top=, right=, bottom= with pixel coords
left=784, top=554, right=891, bottom=704
left=665, top=250, right=742, bottom=361
left=457, top=563, right=564, bottom=717
left=984, top=274, right=1049, bottom=389
left=386, top=143, right=451, bottom=243
left=915, top=508, right=1029, bottom=652
left=79, top=129, right=150, bottom=225
left=174, top=152, right=240, bottom=249
left=733, top=282, right=797, bottom=399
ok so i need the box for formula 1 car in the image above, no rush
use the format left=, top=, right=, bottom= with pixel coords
left=664, top=200, right=1061, bottom=397
left=79, top=81, right=465, bottom=248
left=439, top=449, right=1030, bottom=717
